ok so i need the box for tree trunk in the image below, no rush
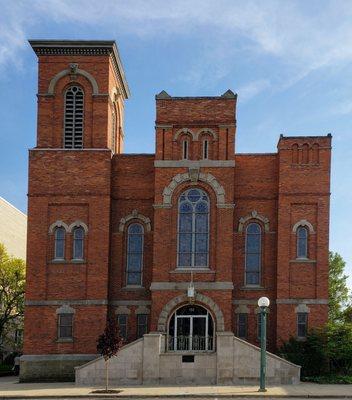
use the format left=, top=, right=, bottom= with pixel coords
left=105, top=358, right=109, bottom=392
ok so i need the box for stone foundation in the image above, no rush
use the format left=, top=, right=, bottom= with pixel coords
left=75, top=332, right=300, bottom=385
left=19, top=354, right=97, bottom=382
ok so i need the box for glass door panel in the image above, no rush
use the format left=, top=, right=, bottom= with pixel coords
left=192, top=316, right=206, bottom=350
left=176, top=316, right=190, bottom=351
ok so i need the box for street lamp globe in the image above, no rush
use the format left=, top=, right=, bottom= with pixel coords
left=258, top=297, right=270, bottom=308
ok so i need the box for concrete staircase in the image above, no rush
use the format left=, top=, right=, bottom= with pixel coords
left=75, top=332, right=300, bottom=385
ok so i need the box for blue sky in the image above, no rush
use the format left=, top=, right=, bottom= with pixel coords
left=0, top=0, right=351, bottom=287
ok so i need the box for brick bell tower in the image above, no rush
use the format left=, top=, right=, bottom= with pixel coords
left=21, top=40, right=129, bottom=381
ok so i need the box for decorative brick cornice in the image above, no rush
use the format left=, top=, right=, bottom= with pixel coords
left=29, top=40, right=130, bottom=99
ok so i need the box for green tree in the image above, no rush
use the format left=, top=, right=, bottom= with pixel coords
left=329, top=251, right=351, bottom=322
left=326, top=321, right=352, bottom=375
left=0, top=243, right=25, bottom=349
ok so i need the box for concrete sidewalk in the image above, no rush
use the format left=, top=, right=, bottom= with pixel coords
left=0, top=377, right=352, bottom=398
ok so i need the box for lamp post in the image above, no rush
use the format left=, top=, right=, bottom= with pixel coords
left=258, top=296, right=270, bottom=392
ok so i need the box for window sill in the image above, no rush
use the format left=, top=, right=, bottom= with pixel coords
left=50, top=260, right=86, bottom=265
left=290, top=259, right=316, bottom=263
left=170, top=268, right=215, bottom=274
left=240, top=285, right=265, bottom=291
left=122, top=286, right=146, bottom=291
left=56, top=338, right=73, bottom=343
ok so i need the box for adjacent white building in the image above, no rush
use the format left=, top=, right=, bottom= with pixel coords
left=0, top=197, right=27, bottom=260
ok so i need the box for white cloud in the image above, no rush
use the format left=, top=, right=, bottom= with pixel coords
left=237, top=79, right=271, bottom=102
left=1, top=0, right=352, bottom=94
left=331, top=100, right=352, bottom=116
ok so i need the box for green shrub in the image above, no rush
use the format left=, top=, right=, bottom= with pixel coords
left=279, top=329, right=329, bottom=377
left=279, top=323, right=352, bottom=378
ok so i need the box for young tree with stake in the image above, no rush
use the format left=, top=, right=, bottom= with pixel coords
left=96, top=316, right=124, bottom=392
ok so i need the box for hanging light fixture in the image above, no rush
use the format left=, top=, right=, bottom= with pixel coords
left=187, top=272, right=195, bottom=304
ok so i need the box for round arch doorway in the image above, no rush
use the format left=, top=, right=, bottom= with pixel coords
left=168, top=304, right=214, bottom=352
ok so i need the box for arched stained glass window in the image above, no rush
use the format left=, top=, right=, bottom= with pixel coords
left=54, top=227, right=65, bottom=260
left=64, top=86, right=84, bottom=149
left=297, top=226, right=308, bottom=258
left=245, top=223, right=261, bottom=285
left=178, top=188, right=209, bottom=268
left=126, top=223, right=144, bottom=285
left=73, top=226, right=84, bottom=260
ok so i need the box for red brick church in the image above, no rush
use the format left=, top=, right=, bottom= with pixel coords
left=21, top=40, right=331, bottom=382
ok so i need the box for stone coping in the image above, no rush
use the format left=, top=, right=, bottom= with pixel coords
left=74, top=338, right=144, bottom=370
left=233, top=336, right=301, bottom=368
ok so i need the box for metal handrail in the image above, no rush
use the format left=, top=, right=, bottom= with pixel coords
left=168, top=335, right=213, bottom=351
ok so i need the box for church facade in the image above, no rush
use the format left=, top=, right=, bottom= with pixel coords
left=21, top=40, right=331, bottom=382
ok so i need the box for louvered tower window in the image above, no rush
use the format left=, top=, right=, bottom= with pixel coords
left=64, top=86, right=84, bottom=149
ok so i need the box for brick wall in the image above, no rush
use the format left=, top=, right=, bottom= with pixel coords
left=23, top=41, right=331, bottom=363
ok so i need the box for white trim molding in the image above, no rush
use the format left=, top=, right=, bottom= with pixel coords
left=154, top=160, right=235, bottom=168
left=119, top=210, right=151, bottom=232
left=135, top=305, right=150, bottom=315
left=56, top=304, right=75, bottom=314
left=173, top=128, right=197, bottom=141
left=292, top=219, right=315, bottom=234
left=48, top=220, right=69, bottom=234
left=115, top=306, right=131, bottom=315
left=47, top=65, right=99, bottom=95
left=238, top=210, right=270, bottom=233
left=295, top=304, right=310, bottom=313
left=234, top=305, right=250, bottom=314
left=196, top=128, right=218, bottom=140
left=68, top=221, right=89, bottom=234
left=162, top=172, right=226, bottom=207
left=157, top=293, right=225, bottom=332
left=150, top=281, right=234, bottom=291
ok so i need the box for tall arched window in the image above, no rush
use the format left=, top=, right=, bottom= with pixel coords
left=126, top=223, right=144, bottom=286
left=72, top=226, right=84, bottom=260
left=297, top=226, right=308, bottom=258
left=178, top=188, right=209, bottom=268
left=245, top=223, right=261, bottom=285
left=54, top=227, right=65, bottom=260
left=64, top=86, right=84, bottom=149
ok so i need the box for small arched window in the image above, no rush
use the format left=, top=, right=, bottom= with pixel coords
left=64, top=86, right=84, bottom=149
left=301, top=143, right=309, bottom=164
left=182, top=139, right=189, bottom=160
left=297, top=226, right=308, bottom=258
left=245, top=223, right=261, bottom=285
left=202, top=139, right=209, bottom=159
left=54, top=227, right=66, bottom=260
left=178, top=188, right=209, bottom=268
left=72, top=226, right=84, bottom=260
left=126, top=223, right=144, bottom=286
left=312, top=143, right=319, bottom=164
